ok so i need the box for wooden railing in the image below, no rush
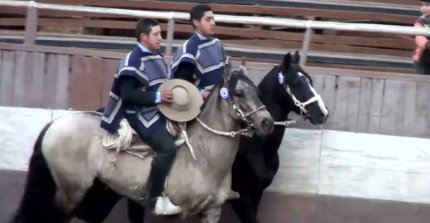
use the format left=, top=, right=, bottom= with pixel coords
left=1, top=43, right=430, bottom=137
left=0, top=0, right=427, bottom=71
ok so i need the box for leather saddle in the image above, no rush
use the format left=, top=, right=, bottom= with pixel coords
left=102, top=119, right=185, bottom=159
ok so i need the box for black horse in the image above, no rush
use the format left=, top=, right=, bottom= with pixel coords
left=25, top=51, right=327, bottom=223
left=229, top=51, right=328, bottom=223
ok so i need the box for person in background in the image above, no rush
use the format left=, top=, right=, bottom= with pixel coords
left=413, top=0, right=430, bottom=74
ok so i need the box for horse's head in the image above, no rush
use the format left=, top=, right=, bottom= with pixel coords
left=279, top=51, right=329, bottom=124
left=223, top=66, right=274, bottom=136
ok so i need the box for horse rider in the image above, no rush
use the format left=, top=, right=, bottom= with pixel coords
left=171, top=4, right=227, bottom=97
left=100, top=18, right=178, bottom=212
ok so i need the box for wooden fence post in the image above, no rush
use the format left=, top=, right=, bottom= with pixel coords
left=300, top=19, right=314, bottom=66
left=24, top=0, right=38, bottom=45
left=166, top=16, right=175, bottom=57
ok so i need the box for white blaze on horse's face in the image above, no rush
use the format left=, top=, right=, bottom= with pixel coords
left=299, top=72, right=328, bottom=117
left=284, top=70, right=329, bottom=125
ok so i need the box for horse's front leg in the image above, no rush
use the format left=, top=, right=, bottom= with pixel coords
left=198, top=207, right=222, bottom=223
left=229, top=192, right=259, bottom=223
left=127, top=199, right=145, bottom=223
left=250, top=190, right=264, bottom=218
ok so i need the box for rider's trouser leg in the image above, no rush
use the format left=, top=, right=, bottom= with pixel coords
left=144, top=126, right=177, bottom=203
left=125, top=113, right=177, bottom=208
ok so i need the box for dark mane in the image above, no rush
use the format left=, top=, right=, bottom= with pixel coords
left=228, top=70, right=257, bottom=91
left=203, top=69, right=258, bottom=106
left=258, top=65, right=280, bottom=90
left=257, top=65, right=293, bottom=113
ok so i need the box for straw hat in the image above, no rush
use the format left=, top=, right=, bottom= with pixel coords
left=158, top=79, right=204, bottom=122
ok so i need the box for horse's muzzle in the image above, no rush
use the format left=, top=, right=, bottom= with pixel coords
left=259, top=117, right=274, bottom=135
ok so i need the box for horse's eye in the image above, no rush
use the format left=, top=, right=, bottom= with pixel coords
left=235, top=89, right=244, bottom=97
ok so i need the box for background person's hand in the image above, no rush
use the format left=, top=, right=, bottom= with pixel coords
left=413, top=48, right=423, bottom=62
left=416, top=36, right=428, bottom=49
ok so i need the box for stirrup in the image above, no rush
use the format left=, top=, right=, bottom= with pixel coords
left=174, top=138, right=185, bottom=147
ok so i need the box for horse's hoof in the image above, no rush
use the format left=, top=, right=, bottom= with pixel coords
left=154, top=196, right=182, bottom=215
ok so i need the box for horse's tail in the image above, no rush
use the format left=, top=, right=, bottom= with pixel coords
left=10, top=121, right=67, bottom=223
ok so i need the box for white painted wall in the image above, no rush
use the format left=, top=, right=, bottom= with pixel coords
left=0, top=107, right=73, bottom=170
left=1, top=106, right=430, bottom=205
left=270, top=129, right=430, bottom=204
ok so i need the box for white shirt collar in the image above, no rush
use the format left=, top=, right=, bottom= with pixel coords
left=137, top=43, right=152, bottom=53
left=195, top=32, right=208, bottom=40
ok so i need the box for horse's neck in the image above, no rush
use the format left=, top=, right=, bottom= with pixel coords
left=259, top=75, right=292, bottom=156
left=199, top=87, right=239, bottom=134
left=264, top=96, right=290, bottom=121
left=259, top=78, right=291, bottom=122
left=186, top=86, right=241, bottom=170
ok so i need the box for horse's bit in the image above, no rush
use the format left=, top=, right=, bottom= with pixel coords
left=229, top=98, right=266, bottom=135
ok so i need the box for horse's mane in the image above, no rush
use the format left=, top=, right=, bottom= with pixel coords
left=200, top=70, right=253, bottom=111
left=258, top=65, right=280, bottom=92
left=228, top=70, right=255, bottom=91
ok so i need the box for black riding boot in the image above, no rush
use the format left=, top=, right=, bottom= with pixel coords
left=132, top=124, right=177, bottom=210
left=139, top=148, right=176, bottom=209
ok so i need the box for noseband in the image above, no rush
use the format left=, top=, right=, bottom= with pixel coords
left=280, top=72, right=321, bottom=119
left=229, top=98, right=266, bottom=131
left=284, top=85, right=321, bottom=117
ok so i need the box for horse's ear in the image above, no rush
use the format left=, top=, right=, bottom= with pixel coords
left=281, top=52, right=292, bottom=74
left=225, top=55, right=231, bottom=67
left=292, top=50, right=300, bottom=64
left=223, top=56, right=232, bottom=80
left=239, top=60, right=247, bottom=76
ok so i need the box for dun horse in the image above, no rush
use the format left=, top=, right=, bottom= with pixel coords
left=16, top=51, right=327, bottom=223
left=120, top=51, right=329, bottom=223
left=10, top=67, right=274, bottom=223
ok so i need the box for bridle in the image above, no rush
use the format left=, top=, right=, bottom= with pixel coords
left=196, top=76, right=266, bottom=137
left=229, top=97, right=266, bottom=134
left=280, top=72, right=322, bottom=119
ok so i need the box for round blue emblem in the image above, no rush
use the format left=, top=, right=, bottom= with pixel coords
left=220, top=87, right=229, bottom=100
left=278, top=72, right=284, bottom=85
